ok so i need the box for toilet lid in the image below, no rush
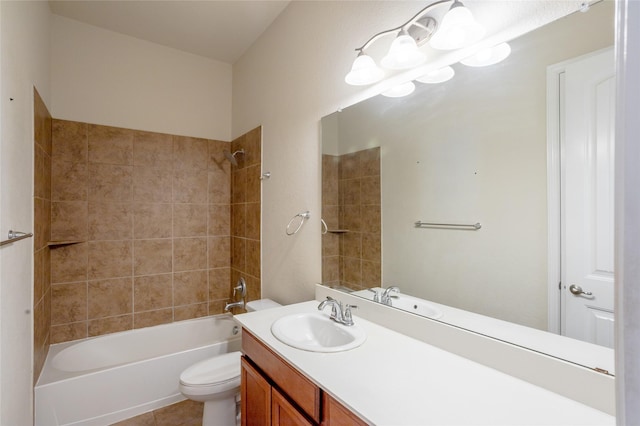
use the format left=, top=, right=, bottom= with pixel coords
left=180, top=351, right=241, bottom=386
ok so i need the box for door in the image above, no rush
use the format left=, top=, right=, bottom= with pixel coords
left=241, top=357, right=271, bottom=426
left=271, top=388, right=313, bottom=426
left=561, top=47, right=615, bottom=347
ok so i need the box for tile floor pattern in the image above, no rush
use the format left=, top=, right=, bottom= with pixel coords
left=111, top=400, right=203, bottom=426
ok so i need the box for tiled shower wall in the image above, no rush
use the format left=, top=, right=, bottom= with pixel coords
left=34, top=89, right=52, bottom=382
left=230, top=128, right=262, bottom=303
left=48, top=120, right=262, bottom=343
left=321, top=147, right=381, bottom=290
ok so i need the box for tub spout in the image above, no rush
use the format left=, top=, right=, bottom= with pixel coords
left=224, top=300, right=245, bottom=312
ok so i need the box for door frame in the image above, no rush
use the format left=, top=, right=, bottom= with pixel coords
left=546, top=59, right=563, bottom=335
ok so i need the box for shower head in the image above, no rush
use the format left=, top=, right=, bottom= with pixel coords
left=223, top=149, right=245, bottom=166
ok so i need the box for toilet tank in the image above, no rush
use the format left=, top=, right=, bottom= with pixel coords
left=246, top=299, right=281, bottom=312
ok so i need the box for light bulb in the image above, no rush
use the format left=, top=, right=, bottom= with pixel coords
left=345, top=53, right=385, bottom=85
left=429, top=1, right=485, bottom=50
left=381, top=34, right=426, bottom=70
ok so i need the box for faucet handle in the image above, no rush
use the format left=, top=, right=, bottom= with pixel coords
left=343, top=304, right=357, bottom=326
left=233, top=277, right=247, bottom=298
left=331, top=300, right=343, bottom=319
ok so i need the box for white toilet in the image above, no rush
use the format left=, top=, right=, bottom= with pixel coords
left=179, top=299, right=281, bottom=426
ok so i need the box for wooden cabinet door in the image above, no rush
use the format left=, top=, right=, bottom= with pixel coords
left=322, top=394, right=368, bottom=426
left=242, top=357, right=271, bottom=426
left=243, top=330, right=321, bottom=422
left=271, top=387, right=314, bottom=426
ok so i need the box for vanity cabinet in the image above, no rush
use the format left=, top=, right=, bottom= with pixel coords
left=241, top=330, right=367, bottom=426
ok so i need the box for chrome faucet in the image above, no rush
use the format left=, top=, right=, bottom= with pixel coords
left=224, top=277, right=247, bottom=312
left=317, top=296, right=357, bottom=326
left=224, top=300, right=245, bottom=311
left=367, top=288, right=381, bottom=303
left=381, top=286, right=400, bottom=306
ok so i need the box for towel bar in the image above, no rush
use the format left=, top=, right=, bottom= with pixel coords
left=414, top=221, right=481, bottom=230
left=0, top=230, right=34, bottom=247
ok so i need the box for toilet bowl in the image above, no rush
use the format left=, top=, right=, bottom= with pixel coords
left=180, top=352, right=241, bottom=426
left=179, top=299, right=281, bottom=426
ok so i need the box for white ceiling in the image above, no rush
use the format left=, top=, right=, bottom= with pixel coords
left=48, top=0, right=291, bottom=64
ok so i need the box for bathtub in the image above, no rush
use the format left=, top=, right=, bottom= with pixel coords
left=35, top=315, right=242, bottom=426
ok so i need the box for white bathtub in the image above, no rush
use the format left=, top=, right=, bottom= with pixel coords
left=35, top=315, right=242, bottom=426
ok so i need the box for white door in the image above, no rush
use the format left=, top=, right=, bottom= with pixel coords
left=561, top=47, right=615, bottom=347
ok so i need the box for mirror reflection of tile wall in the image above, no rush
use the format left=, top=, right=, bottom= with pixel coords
left=33, top=88, right=52, bottom=383
left=48, top=121, right=261, bottom=344
left=322, top=147, right=381, bottom=290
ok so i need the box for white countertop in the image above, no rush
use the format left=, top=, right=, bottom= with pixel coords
left=234, top=301, right=614, bottom=426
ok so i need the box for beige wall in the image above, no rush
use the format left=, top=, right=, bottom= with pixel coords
left=51, top=15, right=232, bottom=141
left=232, top=1, right=423, bottom=304
left=0, top=1, right=52, bottom=424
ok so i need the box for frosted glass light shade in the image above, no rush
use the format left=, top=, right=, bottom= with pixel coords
left=381, top=34, right=426, bottom=70
left=416, top=66, right=455, bottom=84
left=345, top=53, right=385, bottom=85
left=382, top=81, right=416, bottom=98
left=461, top=42, right=512, bottom=67
left=429, top=2, right=485, bottom=50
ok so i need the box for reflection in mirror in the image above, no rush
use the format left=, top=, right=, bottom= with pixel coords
left=321, top=1, right=615, bottom=369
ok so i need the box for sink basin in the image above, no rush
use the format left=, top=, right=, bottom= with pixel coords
left=351, top=288, right=443, bottom=319
left=271, top=312, right=366, bottom=352
left=391, top=296, right=443, bottom=319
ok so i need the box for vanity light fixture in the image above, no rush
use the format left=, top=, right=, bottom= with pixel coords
left=382, top=81, right=416, bottom=98
left=416, top=66, right=455, bottom=84
left=345, top=0, right=484, bottom=87
left=460, top=42, right=512, bottom=67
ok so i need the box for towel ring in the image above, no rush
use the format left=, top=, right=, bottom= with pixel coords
left=286, top=211, right=311, bottom=236
left=321, top=218, right=328, bottom=235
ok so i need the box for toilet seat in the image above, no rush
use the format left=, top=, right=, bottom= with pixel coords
left=179, top=351, right=241, bottom=396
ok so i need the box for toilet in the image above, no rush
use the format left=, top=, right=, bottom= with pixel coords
left=179, top=299, right=281, bottom=426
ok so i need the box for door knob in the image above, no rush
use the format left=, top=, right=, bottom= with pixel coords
left=569, top=284, right=593, bottom=296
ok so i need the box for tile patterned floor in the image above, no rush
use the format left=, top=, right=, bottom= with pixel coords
left=111, top=400, right=203, bottom=426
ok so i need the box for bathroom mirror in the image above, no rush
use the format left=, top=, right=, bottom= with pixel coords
left=321, top=1, right=615, bottom=368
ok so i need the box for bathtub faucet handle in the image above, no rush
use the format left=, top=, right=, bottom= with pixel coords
left=233, top=277, right=247, bottom=298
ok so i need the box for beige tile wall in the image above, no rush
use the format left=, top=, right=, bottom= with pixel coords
left=321, top=154, right=340, bottom=287
left=34, top=88, right=52, bottom=382
left=321, top=147, right=381, bottom=290
left=230, top=127, right=262, bottom=305
left=49, top=120, right=261, bottom=343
